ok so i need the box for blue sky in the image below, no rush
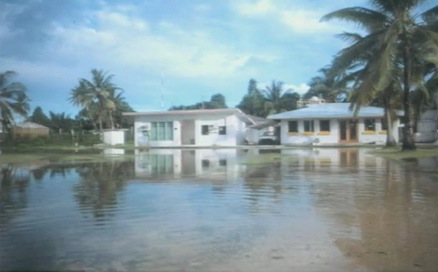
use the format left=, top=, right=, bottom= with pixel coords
left=1, top=0, right=373, bottom=117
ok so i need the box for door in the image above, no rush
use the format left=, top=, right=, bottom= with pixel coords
left=339, top=120, right=358, bottom=143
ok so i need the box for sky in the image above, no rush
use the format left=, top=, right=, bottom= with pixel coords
left=0, top=0, right=373, bottom=117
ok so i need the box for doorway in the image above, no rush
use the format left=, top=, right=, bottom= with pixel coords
left=339, top=120, right=358, bottom=143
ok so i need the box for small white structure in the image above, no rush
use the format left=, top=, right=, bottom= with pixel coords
left=415, top=93, right=438, bottom=143
left=268, top=103, right=401, bottom=145
left=123, top=108, right=266, bottom=147
left=102, top=129, right=126, bottom=145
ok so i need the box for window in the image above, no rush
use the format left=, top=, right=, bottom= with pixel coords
left=304, top=120, right=314, bottom=132
left=202, top=125, right=209, bottom=135
left=150, top=154, right=174, bottom=175
left=202, top=159, right=210, bottom=168
left=288, top=121, right=298, bottom=133
left=219, top=126, right=226, bottom=135
left=320, top=120, right=330, bottom=131
left=364, top=119, right=376, bottom=131
left=150, top=122, right=173, bottom=141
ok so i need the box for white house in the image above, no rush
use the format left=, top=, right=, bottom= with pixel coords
left=267, top=103, right=401, bottom=145
left=123, top=108, right=267, bottom=147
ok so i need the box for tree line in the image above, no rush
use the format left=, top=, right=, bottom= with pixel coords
left=0, top=69, right=134, bottom=137
left=1, top=0, right=437, bottom=150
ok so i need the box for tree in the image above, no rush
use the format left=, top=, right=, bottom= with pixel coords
left=112, top=92, right=135, bottom=128
left=322, top=0, right=438, bottom=150
left=28, top=106, right=51, bottom=128
left=48, top=111, right=75, bottom=134
left=262, top=80, right=297, bottom=115
left=303, top=67, right=349, bottom=102
left=209, top=93, right=227, bottom=109
left=169, top=93, right=228, bottom=110
left=0, top=71, right=30, bottom=133
left=237, top=79, right=266, bottom=117
left=69, top=69, right=122, bottom=132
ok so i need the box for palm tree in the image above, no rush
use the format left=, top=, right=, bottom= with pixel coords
left=48, top=111, right=75, bottom=134
left=322, top=0, right=438, bottom=150
left=263, top=80, right=296, bottom=115
left=69, top=69, right=121, bottom=132
left=0, top=71, right=30, bottom=133
left=303, top=67, right=350, bottom=102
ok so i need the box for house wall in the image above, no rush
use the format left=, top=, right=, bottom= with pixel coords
left=133, top=115, right=182, bottom=147
left=415, top=110, right=437, bottom=143
left=280, top=118, right=398, bottom=145
left=181, top=120, right=195, bottom=145
left=133, top=113, right=246, bottom=147
left=195, top=115, right=242, bottom=146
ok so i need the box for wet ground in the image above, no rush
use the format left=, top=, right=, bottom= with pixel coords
left=0, top=148, right=437, bottom=271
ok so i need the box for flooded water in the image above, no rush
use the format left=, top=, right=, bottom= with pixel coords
left=0, top=148, right=437, bottom=272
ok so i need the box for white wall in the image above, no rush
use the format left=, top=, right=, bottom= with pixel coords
left=134, top=119, right=181, bottom=147
left=195, top=115, right=242, bottom=146
left=133, top=113, right=247, bottom=147
left=280, top=118, right=398, bottom=145
left=102, top=130, right=125, bottom=145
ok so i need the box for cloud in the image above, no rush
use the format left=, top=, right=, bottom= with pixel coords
left=48, top=8, right=271, bottom=80
left=230, top=1, right=344, bottom=35
left=233, top=0, right=275, bottom=17
left=280, top=10, right=333, bottom=34
left=287, top=83, right=310, bottom=94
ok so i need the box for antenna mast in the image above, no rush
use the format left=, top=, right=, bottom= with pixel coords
left=160, top=68, right=165, bottom=110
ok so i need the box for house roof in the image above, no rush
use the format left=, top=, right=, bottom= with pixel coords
left=123, top=108, right=242, bottom=117
left=14, top=121, right=49, bottom=129
left=245, top=114, right=277, bottom=129
left=123, top=108, right=257, bottom=125
left=267, top=103, right=391, bottom=120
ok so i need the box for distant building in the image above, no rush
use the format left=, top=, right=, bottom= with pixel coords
left=12, top=121, right=50, bottom=139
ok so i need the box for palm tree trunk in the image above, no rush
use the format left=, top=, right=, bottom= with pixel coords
left=401, top=34, right=417, bottom=151
left=384, top=97, right=397, bottom=147
left=108, top=110, right=115, bottom=129
left=98, top=110, right=104, bottom=132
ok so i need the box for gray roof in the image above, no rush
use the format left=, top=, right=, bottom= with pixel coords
left=267, top=103, right=389, bottom=120
left=123, top=108, right=257, bottom=125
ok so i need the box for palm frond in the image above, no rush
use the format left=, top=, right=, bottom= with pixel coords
left=321, top=7, right=389, bottom=32
left=420, top=4, right=438, bottom=24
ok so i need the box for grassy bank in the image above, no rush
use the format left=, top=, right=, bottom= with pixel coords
left=368, top=146, right=438, bottom=160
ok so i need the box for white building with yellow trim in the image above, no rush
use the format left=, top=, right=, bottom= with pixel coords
left=267, top=103, right=401, bottom=145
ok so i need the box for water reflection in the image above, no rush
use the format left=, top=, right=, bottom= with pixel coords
left=0, top=148, right=437, bottom=271
left=0, top=165, right=31, bottom=227
left=73, top=160, right=135, bottom=220
left=134, top=149, right=244, bottom=182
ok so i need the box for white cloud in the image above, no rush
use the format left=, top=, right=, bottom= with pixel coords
left=96, top=10, right=148, bottom=32
left=50, top=9, right=270, bottom=80
left=280, top=10, right=332, bottom=34
left=256, top=82, right=309, bottom=94
left=233, top=0, right=275, bottom=17
left=287, top=83, right=309, bottom=94
left=231, top=1, right=344, bottom=35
